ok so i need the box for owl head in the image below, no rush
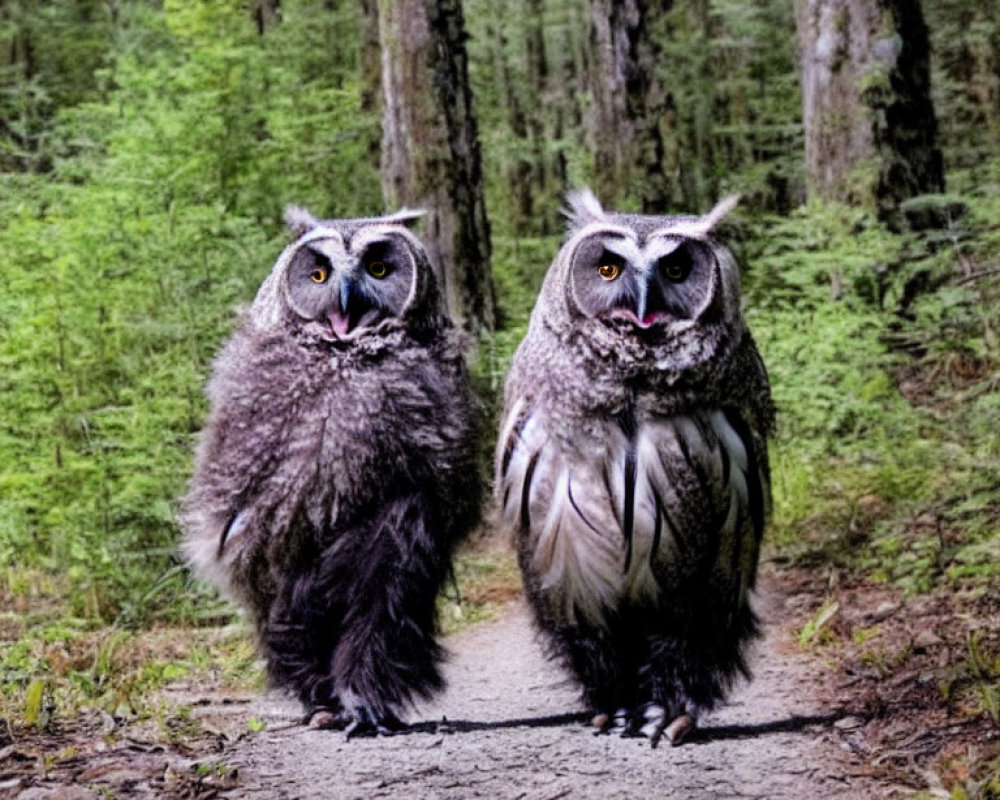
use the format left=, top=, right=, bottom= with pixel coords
left=533, top=189, right=745, bottom=378
left=249, top=206, right=445, bottom=341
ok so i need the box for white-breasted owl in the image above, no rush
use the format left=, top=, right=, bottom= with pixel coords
left=495, top=190, right=773, bottom=745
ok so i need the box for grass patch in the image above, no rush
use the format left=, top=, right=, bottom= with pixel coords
left=439, top=538, right=523, bottom=636
left=0, top=615, right=260, bottom=734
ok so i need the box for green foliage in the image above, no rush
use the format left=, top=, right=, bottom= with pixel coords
left=743, top=184, right=1000, bottom=598
left=660, top=0, right=804, bottom=210
left=0, top=0, right=380, bottom=624
left=797, top=599, right=839, bottom=647
left=924, top=0, right=1000, bottom=169
left=0, top=607, right=259, bottom=729
left=0, top=0, right=117, bottom=173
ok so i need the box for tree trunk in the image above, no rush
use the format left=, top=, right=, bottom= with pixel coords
left=923, top=1, right=1000, bottom=165
left=587, top=0, right=672, bottom=211
left=525, top=0, right=549, bottom=215
left=359, top=0, right=380, bottom=114
left=490, top=5, right=535, bottom=228
left=795, top=0, right=944, bottom=222
left=251, top=0, right=281, bottom=34
left=672, top=0, right=716, bottom=211
left=379, top=0, right=496, bottom=334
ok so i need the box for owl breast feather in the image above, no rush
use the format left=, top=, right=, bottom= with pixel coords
left=500, top=401, right=765, bottom=627
left=190, top=329, right=472, bottom=580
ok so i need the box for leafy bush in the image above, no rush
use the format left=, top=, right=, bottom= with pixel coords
left=0, top=0, right=379, bottom=624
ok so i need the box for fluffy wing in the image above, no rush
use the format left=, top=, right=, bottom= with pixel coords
left=497, top=398, right=769, bottom=629
left=180, top=332, right=292, bottom=605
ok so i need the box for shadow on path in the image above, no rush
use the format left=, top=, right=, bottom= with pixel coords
left=379, top=708, right=850, bottom=741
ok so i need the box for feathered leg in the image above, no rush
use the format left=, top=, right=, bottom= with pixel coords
left=537, top=616, right=636, bottom=732
left=325, top=491, right=451, bottom=736
left=637, top=604, right=758, bottom=746
left=260, top=566, right=344, bottom=722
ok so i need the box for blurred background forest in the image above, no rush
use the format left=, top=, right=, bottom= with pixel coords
left=1, top=0, right=999, bottom=794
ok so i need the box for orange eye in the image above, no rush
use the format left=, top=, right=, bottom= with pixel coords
left=598, top=263, right=620, bottom=281
left=367, top=261, right=388, bottom=279
left=310, top=267, right=327, bottom=283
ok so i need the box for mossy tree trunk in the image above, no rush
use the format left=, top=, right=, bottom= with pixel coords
left=378, top=0, right=496, bottom=335
left=588, top=0, right=672, bottom=211
left=795, top=0, right=944, bottom=223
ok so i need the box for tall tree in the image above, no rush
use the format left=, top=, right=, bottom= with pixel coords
left=795, top=0, right=945, bottom=221
left=487, top=4, right=535, bottom=228
left=588, top=0, right=672, bottom=211
left=359, top=0, right=381, bottom=114
left=251, top=0, right=281, bottom=34
left=923, top=0, right=1000, bottom=163
left=379, top=0, right=496, bottom=334
left=0, top=0, right=113, bottom=173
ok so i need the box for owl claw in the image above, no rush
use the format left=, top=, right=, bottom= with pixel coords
left=305, top=706, right=347, bottom=730
left=591, top=708, right=629, bottom=735
left=343, top=707, right=407, bottom=739
left=305, top=704, right=405, bottom=737
left=608, top=704, right=695, bottom=747
left=662, top=713, right=695, bottom=747
left=637, top=703, right=667, bottom=745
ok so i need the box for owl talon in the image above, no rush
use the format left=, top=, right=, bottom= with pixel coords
left=305, top=706, right=348, bottom=730
left=620, top=711, right=647, bottom=739
left=591, top=707, right=629, bottom=735
left=637, top=703, right=667, bottom=745
left=616, top=705, right=694, bottom=747
left=343, top=707, right=406, bottom=739
left=663, top=713, right=695, bottom=747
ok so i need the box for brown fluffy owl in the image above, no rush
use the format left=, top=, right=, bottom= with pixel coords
left=182, top=207, right=480, bottom=736
left=495, top=190, right=773, bottom=745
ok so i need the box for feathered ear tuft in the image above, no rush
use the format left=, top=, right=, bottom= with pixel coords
left=666, top=195, right=741, bottom=239
left=382, top=208, right=425, bottom=228
left=563, top=187, right=606, bottom=233
left=283, top=205, right=318, bottom=238
left=700, top=194, right=740, bottom=232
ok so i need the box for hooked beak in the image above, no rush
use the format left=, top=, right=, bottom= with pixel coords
left=328, top=277, right=355, bottom=338
left=631, top=275, right=670, bottom=329
left=327, top=277, right=381, bottom=338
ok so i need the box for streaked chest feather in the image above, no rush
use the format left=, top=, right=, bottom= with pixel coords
left=499, top=402, right=756, bottom=626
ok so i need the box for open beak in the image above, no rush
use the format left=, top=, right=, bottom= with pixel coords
left=327, top=278, right=380, bottom=338
left=328, top=278, right=355, bottom=338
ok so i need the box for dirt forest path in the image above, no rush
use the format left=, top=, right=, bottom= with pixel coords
left=194, top=575, right=890, bottom=800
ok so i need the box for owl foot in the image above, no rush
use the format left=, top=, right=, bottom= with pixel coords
left=663, top=713, right=695, bottom=746
left=619, top=704, right=695, bottom=747
left=342, top=707, right=407, bottom=740
left=591, top=708, right=628, bottom=734
left=305, top=706, right=347, bottom=729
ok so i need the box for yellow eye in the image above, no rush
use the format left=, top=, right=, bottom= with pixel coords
left=367, top=261, right=388, bottom=279
left=598, top=263, right=620, bottom=281
left=310, top=267, right=327, bottom=283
